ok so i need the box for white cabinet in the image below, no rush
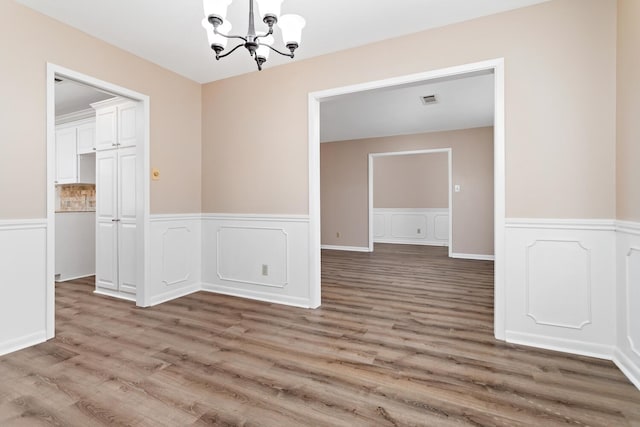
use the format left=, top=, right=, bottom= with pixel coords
left=77, top=122, right=96, bottom=154
left=92, top=98, right=138, bottom=151
left=96, top=147, right=137, bottom=297
left=55, top=127, right=78, bottom=184
left=93, top=97, right=139, bottom=300
left=55, top=118, right=96, bottom=184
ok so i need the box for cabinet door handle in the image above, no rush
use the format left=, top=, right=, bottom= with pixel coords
left=112, top=143, right=118, bottom=147
left=111, top=219, right=120, bottom=222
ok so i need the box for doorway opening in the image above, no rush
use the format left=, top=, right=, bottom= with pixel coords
left=46, top=64, right=151, bottom=339
left=308, top=59, right=505, bottom=339
left=368, top=149, right=452, bottom=254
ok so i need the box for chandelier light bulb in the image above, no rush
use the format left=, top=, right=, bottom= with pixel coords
left=202, top=18, right=232, bottom=49
left=203, top=0, right=232, bottom=25
left=255, top=0, right=284, bottom=24
left=256, top=35, right=275, bottom=60
left=278, top=14, right=306, bottom=48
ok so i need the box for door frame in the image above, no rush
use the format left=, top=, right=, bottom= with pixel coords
left=308, top=58, right=506, bottom=340
left=46, top=63, right=151, bottom=339
left=368, top=149, right=452, bottom=254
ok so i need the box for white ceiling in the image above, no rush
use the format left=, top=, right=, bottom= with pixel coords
left=16, top=0, right=548, bottom=84
left=55, top=79, right=114, bottom=116
left=320, top=72, right=495, bottom=143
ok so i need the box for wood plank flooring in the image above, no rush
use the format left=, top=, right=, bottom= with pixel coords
left=1, top=244, right=639, bottom=426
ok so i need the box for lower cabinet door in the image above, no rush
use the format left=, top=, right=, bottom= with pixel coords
left=96, top=221, right=118, bottom=291
left=118, top=222, right=137, bottom=294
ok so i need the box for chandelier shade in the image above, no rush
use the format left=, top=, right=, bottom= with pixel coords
left=202, top=0, right=305, bottom=71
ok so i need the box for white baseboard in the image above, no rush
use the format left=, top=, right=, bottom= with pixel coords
left=147, top=283, right=201, bottom=306
left=506, top=330, right=615, bottom=360
left=374, top=239, right=448, bottom=247
left=321, top=245, right=371, bottom=252
left=94, top=289, right=136, bottom=302
left=56, top=273, right=95, bottom=282
left=450, top=252, right=495, bottom=261
left=201, top=282, right=312, bottom=309
left=0, top=331, right=47, bottom=357
left=613, top=348, right=640, bottom=390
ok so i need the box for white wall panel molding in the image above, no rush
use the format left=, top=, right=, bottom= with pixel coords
left=617, top=221, right=640, bottom=390
left=0, top=219, right=48, bottom=356
left=525, top=240, right=592, bottom=330
left=505, top=219, right=616, bottom=362
left=202, top=214, right=311, bottom=308
left=148, top=215, right=201, bottom=307
left=216, top=226, right=289, bottom=288
left=618, top=220, right=640, bottom=236
left=626, top=247, right=640, bottom=357
left=373, top=208, right=449, bottom=246
left=203, top=213, right=309, bottom=223
left=506, top=218, right=616, bottom=231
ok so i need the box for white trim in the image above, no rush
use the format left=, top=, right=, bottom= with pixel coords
left=150, top=214, right=204, bottom=222
left=55, top=108, right=95, bottom=125
left=56, top=274, right=94, bottom=282
left=0, top=331, right=47, bottom=357
left=613, top=349, right=640, bottom=391
left=368, top=148, right=452, bottom=255
left=375, top=239, right=448, bottom=247
left=148, top=283, right=201, bottom=306
left=618, top=220, right=640, bottom=236
left=47, top=63, right=151, bottom=327
left=202, top=213, right=309, bottom=223
left=201, top=282, right=312, bottom=308
left=93, top=288, right=137, bottom=302
left=450, top=253, right=495, bottom=261
left=321, top=245, right=371, bottom=252
left=0, top=219, right=47, bottom=230
left=506, top=218, right=617, bottom=231
left=309, top=58, right=506, bottom=339
left=505, top=331, right=615, bottom=361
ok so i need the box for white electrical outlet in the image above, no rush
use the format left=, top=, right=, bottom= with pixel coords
left=262, top=264, right=268, bottom=276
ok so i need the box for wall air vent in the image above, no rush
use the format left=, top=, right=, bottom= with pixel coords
left=420, top=94, right=437, bottom=105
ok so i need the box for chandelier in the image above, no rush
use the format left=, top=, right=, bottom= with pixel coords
left=202, top=0, right=306, bottom=71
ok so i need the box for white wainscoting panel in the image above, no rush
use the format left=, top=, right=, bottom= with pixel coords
left=614, top=221, right=640, bottom=389
left=217, top=226, right=288, bottom=288
left=373, top=208, right=448, bottom=246
left=505, top=219, right=616, bottom=359
left=148, top=215, right=202, bottom=306
left=526, top=240, right=591, bottom=329
left=202, top=214, right=311, bottom=308
left=0, top=220, right=48, bottom=356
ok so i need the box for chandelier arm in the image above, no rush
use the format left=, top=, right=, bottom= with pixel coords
left=213, top=29, right=248, bottom=43
left=254, top=29, right=274, bottom=41
left=216, top=43, right=246, bottom=59
left=263, top=44, right=295, bottom=58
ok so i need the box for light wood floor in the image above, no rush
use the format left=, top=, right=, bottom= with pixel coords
left=1, top=244, right=639, bottom=426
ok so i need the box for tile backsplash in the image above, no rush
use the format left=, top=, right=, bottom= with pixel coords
left=56, top=184, right=96, bottom=212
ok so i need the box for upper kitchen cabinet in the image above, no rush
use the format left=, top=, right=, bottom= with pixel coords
left=92, top=98, right=138, bottom=151
left=55, top=126, right=78, bottom=184
left=55, top=118, right=96, bottom=184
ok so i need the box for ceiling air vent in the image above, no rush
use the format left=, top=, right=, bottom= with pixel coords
left=420, top=94, right=437, bottom=105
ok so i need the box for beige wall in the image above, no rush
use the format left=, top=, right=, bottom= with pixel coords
left=201, top=0, right=616, bottom=219
left=617, top=0, right=640, bottom=221
left=0, top=0, right=202, bottom=219
left=321, top=128, right=494, bottom=255
left=374, top=153, right=448, bottom=209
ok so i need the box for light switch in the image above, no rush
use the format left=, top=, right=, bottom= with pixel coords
left=454, top=184, right=461, bottom=192
left=152, top=168, right=160, bottom=181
